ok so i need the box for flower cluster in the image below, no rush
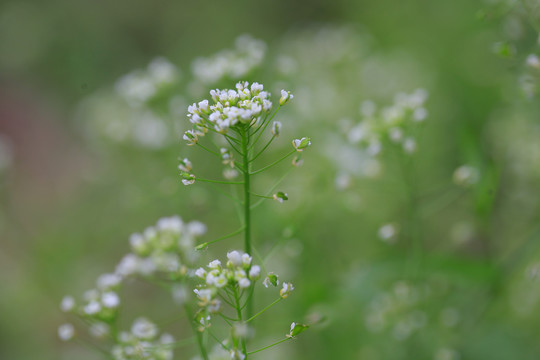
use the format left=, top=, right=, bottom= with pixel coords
left=111, top=318, right=175, bottom=360
left=116, top=57, right=179, bottom=107
left=184, top=81, right=277, bottom=140
left=59, top=216, right=206, bottom=342
left=346, top=89, right=429, bottom=156
left=193, top=251, right=261, bottom=318
left=117, top=216, right=206, bottom=278
left=191, top=35, right=266, bottom=85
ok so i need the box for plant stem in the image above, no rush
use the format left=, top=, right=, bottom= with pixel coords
left=241, top=126, right=254, bottom=320
left=233, top=287, right=248, bottom=358
left=247, top=337, right=292, bottom=355
left=184, top=305, right=209, bottom=360
left=246, top=297, right=282, bottom=323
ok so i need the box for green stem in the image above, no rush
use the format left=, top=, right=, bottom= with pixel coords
left=251, top=136, right=275, bottom=163
left=196, top=226, right=246, bottom=250
left=241, top=126, right=254, bottom=320
left=233, top=287, right=248, bottom=358
left=184, top=305, right=209, bottom=360
left=250, top=150, right=295, bottom=175
left=246, top=297, right=282, bottom=323
left=196, top=142, right=220, bottom=157
left=197, top=178, right=244, bottom=185
left=247, top=337, right=292, bottom=355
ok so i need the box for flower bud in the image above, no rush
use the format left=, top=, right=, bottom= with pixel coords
left=178, top=158, right=192, bottom=172
left=271, top=121, right=282, bottom=137
left=292, top=137, right=311, bottom=152
left=279, top=89, right=294, bottom=105
left=280, top=282, right=294, bottom=298
left=273, top=192, right=288, bottom=203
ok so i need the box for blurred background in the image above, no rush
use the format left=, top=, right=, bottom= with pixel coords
left=2, top=0, right=540, bottom=359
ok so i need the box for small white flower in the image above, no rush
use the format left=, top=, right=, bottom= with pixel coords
left=60, top=296, right=75, bottom=312
left=526, top=54, right=540, bottom=69
left=115, top=254, right=140, bottom=276
left=238, top=278, right=251, bottom=288
left=402, top=137, right=417, bottom=154
left=271, top=121, right=282, bottom=136
left=241, top=253, right=252, bottom=267
left=412, top=107, right=428, bottom=122
left=187, top=221, right=207, bottom=236
left=131, top=317, right=158, bottom=340
left=195, top=267, right=207, bottom=278
left=183, top=130, right=198, bottom=145
left=208, top=260, right=221, bottom=269
left=280, top=282, right=294, bottom=298
left=279, top=89, right=294, bottom=106
left=160, top=333, right=175, bottom=345
left=453, top=165, right=480, bottom=187
left=263, top=273, right=279, bottom=288
left=58, top=323, right=75, bottom=341
left=227, top=251, right=243, bottom=267
left=178, top=158, right=192, bottom=172
left=84, top=301, right=101, bottom=315
left=181, top=173, right=196, bottom=186
left=101, top=291, right=120, bottom=308
left=249, top=265, right=261, bottom=279
left=292, top=137, right=311, bottom=152
left=97, top=273, right=122, bottom=290
left=378, top=223, right=398, bottom=244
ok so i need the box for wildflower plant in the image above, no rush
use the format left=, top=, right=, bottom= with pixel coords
left=60, top=81, right=311, bottom=360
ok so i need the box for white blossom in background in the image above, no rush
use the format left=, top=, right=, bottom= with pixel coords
left=116, top=57, right=179, bottom=107
left=378, top=223, right=399, bottom=244
left=191, top=35, right=266, bottom=85
left=111, top=318, right=174, bottom=360
left=346, top=88, right=429, bottom=158
left=58, top=323, right=75, bottom=341
left=453, top=165, right=480, bottom=187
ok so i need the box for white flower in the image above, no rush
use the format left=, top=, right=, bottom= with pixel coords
left=526, top=54, right=540, bottom=69
left=453, top=165, right=480, bottom=187
left=241, top=253, right=252, bottom=267
left=172, top=284, right=189, bottom=305
left=60, top=296, right=75, bottom=312
left=292, top=137, right=311, bottom=152
left=271, top=121, right=282, bottom=136
left=378, top=223, right=398, bottom=244
left=131, top=317, right=158, bottom=340
left=230, top=349, right=246, bottom=360
left=115, top=254, right=140, bottom=276
left=403, top=137, right=417, bottom=154
left=238, top=278, right=251, bottom=288
left=181, top=173, right=196, bottom=186
left=58, top=323, right=75, bottom=341
left=101, top=291, right=120, bottom=308
left=84, top=301, right=102, bottom=315
left=412, top=107, right=428, bottom=122
left=227, top=251, right=243, bottom=266
left=187, top=221, right=207, bottom=236
left=183, top=130, right=198, bottom=145
left=263, top=273, right=279, bottom=288
left=195, top=267, right=207, bottom=278
left=178, top=158, right=192, bottom=172
left=280, top=282, right=294, bottom=298
left=97, top=273, right=122, bottom=290
left=279, top=89, right=294, bottom=105
left=208, top=260, right=221, bottom=269
left=249, top=265, right=261, bottom=279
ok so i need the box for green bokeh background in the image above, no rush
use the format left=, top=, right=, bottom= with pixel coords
left=2, top=0, right=540, bottom=359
